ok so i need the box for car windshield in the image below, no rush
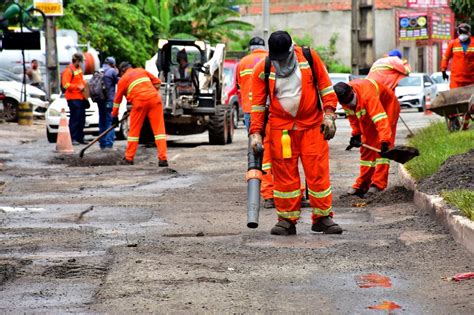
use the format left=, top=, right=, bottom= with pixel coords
left=431, top=74, right=445, bottom=84
left=224, top=67, right=234, bottom=87
left=398, top=76, right=421, bottom=87
left=0, top=70, right=22, bottom=82
left=329, top=76, right=349, bottom=84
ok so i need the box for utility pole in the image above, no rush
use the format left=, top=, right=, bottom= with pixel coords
left=351, top=0, right=360, bottom=75
left=45, top=17, right=59, bottom=96
left=262, top=0, right=270, bottom=45
left=351, top=0, right=375, bottom=75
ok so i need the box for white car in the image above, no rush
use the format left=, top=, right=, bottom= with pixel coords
left=45, top=94, right=129, bottom=143
left=430, top=71, right=450, bottom=95
left=0, top=79, right=49, bottom=121
left=328, top=73, right=352, bottom=117
left=395, top=73, right=438, bottom=112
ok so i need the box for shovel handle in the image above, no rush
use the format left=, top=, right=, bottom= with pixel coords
left=361, top=143, right=381, bottom=153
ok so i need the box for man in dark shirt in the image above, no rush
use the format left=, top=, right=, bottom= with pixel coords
left=98, top=56, right=119, bottom=149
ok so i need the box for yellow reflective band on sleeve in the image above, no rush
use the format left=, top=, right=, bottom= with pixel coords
left=73, top=69, right=82, bottom=76
left=376, top=158, right=391, bottom=165
left=239, top=69, right=253, bottom=77
left=320, top=86, right=335, bottom=97
left=262, top=163, right=272, bottom=171
left=344, top=109, right=355, bottom=116
left=127, top=136, right=140, bottom=142
left=249, top=92, right=253, bottom=101
left=277, top=210, right=301, bottom=220
left=372, top=112, right=388, bottom=123
left=113, top=103, right=120, bottom=108
left=274, top=189, right=301, bottom=199
left=356, top=109, right=367, bottom=118
left=308, top=186, right=332, bottom=199
left=154, top=134, right=166, bottom=140
left=298, top=61, right=310, bottom=69
left=360, top=160, right=376, bottom=167
left=365, top=78, right=380, bottom=96
left=251, top=105, right=266, bottom=113
left=127, top=77, right=151, bottom=95
left=63, top=83, right=70, bottom=89
left=313, top=207, right=332, bottom=217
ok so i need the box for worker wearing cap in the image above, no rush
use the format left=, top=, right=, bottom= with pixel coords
left=334, top=79, right=399, bottom=196
left=367, top=49, right=411, bottom=90
left=236, top=37, right=275, bottom=208
left=249, top=31, right=341, bottom=235
left=113, top=62, right=168, bottom=166
left=441, top=23, right=474, bottom=130
left=61, top=52, right=88, bottom=145
left=98, top=56, right=119, bottom=150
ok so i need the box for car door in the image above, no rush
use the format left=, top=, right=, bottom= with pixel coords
left=423, top=75, right=436, bottom=99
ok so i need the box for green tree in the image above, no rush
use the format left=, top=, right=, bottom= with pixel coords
left=450, top=0, right=474, bottom=24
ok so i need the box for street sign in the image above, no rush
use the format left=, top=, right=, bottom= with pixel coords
left=407, top=0, right=449, bottom=8
left=33, top=0, right=63, bottom=16
left=399, top=12, right=429, bottom=40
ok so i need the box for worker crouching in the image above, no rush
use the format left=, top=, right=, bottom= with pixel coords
left=113, top=62, right=168, bottom=166
left=334, top=79, right=400, bottom=197
left=249, top=31, right=342, bottom=235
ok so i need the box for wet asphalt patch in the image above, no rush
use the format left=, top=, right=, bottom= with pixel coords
left=51, top=150, right=125, bottom=167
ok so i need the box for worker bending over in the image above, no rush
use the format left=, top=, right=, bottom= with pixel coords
left=367, top=49, right=411, bottom=90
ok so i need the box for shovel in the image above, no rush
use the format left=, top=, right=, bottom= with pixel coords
left=79, top=112, right=130, bottom=158
left=346, top=142, right=419, bottom=164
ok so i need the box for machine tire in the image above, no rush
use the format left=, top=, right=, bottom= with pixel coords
left=227, top=107, right=234, bottom=144
left=208, top=105, right=228, bottom=145
left=46, top=128, right=57, bottom=143
left=232, top=103, right=239, bottom=129
left=3, top=98, right=19, bottom=122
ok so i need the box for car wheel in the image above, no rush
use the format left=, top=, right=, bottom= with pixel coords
left=46, top=128, right=57, bottom=143
left=3, top=98, right=19, bottom=122
left=232, top=103, right=239, bottom=129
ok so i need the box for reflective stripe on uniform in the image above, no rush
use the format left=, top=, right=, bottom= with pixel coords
left=274, top=189, right=301, bottom=199
left=372, top=112, right=388, bottom=123
left=356, top=109, right=367, bottom=118
left=313, top=207, right=332, bottom=217
left=366, top=78, right=380, bottom=96
left=113, top=103, right=120, bottom=108
left=73, top=69, right=82, bottom=76
left=298, top=61, right=310, bottom=69
left=345, top=109, right=355, bottom=116
left=370, top=64, right=394, bottom=71
left=320, top=85, right=335, bottom=97
left=262, top=163, right=272, bottom=171
left=239, top=69, right=253, bottom=77
left=127, top=136, right=139, bottom=142
left=127, top=77, right=151, bottom=95
left=249, top=92, right=253, bottom=101
left=258, top=72, right=276, bottom=80
left=251, top=105, right=266, bottom=113
left=308, top=186, right=332, bottom=199
left=277, top=210, right=301, bottom=220
left=360, top=160, right=376, bottom=167
left=453, top=47, right=464, bottom=52
left=154, top=134, right=166, bottom=140
left=376, top=158, right=391, bottom=165
left=63, top=83, right=70, bottom=89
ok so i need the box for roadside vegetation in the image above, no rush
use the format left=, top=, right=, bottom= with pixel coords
left=405, top=121, right=474, bottom=219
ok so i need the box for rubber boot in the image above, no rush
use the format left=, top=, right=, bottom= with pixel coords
left=311, top=216, right=343, bottom=234
left=271, top=220, right=296, bottom=236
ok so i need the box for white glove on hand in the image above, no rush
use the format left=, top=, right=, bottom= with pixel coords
left=249, top=133, right=263, bottom=154
left=320, top=114, right=337, bottom=140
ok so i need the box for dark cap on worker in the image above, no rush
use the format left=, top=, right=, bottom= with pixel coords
left=333, top=82, right=355, bottom=104
left=119, top=61, right=132, bottom=73
left=72, top=52, right=84, bottom=62
left=249, top=36, right=265, bottom=47
left=457, top=23, right=471, bottom=34
left=268, top=31, right=293, bottom=61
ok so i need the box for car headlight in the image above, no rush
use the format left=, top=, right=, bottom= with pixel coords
left=48, top=109, right=61, bottom=117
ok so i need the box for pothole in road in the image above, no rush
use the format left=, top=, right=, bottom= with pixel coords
left=51, top=150, right=125, bottom=167
left=42, top=262, right=107, bottom=279
left=0, top=263, right=17, bottom=285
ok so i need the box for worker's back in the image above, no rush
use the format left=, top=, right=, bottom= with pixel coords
left=367, top=56, right=411, bottom=90
left=120, top=68, right=161, bottom=103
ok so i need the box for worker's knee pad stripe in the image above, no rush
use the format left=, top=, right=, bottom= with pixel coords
left=127, top=137, right=139, bottom=142
left=360, top=160, right=376, bottom=167
left=372, top=112, right=388, bottom=123
left=376, top=158, right=391, bottom=165
left=273, top=189, right=301, bottom=199
left=277, top=210, right=301, bottom=220
left=154, top=134, right=166, bottom=140
left=313, top=207, right=332, bottom=216
left=308, top=186, right=332, bottom=198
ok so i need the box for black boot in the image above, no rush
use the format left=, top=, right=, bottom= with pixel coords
left=158, top=160, right=169, bottom=167
left=270, top=220, right=296, bottom=235
left=311, top=216, right=342, bottom=234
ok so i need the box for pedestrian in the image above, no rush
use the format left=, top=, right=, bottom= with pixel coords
left=26, top=59, right=44, bottom=90
left=366, top=49, right=411, bottom=90
left=441, top=23, right=474, bottom=130
left=97, top=56, right=118, bottom=150
left=249, top=31, right=341, bottom=235
left=112, top=62, right=168, bottom=166
left=334, top=79, right=400, bottom=197
left=61, top=52, right=88, bottom=145
left=236, top=36, right=275, bottom=208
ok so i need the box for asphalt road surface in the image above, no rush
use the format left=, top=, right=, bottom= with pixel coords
left=1, top=110, right=473, bottom=313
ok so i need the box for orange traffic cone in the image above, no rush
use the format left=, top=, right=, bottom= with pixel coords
left=424, top=94, right=432, bottom=115
left=55, top=108, right=74, bottom=154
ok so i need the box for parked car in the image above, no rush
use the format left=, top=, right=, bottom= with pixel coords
left=430, top=71, right=450, bottom=95
left=223, top=59, right=242, bottom=128
left=45, top=75, right=128, bottom=143
left=0, top=89, right=5, bottom=116
left=395, top=73, right=437, bottom=112
left=328, top=73, right=352, bottom=117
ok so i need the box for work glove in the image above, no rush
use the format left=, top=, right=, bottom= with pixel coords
left=112, top=116, right=119, bottom=126
left=320, top=114, right=337, bottom=140
left=249, top=133, right=263, bottom=154
left=442, top=71, right=449, bottom=81
left=345, top=134, right=362, bottom=150
left=380, top=142, right=390, bottom=154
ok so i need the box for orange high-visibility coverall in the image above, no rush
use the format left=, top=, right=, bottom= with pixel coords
left=367, top=56, right=411, bottom=90
left=237, top=49, right=274, bottom=200
left=343, top=79, right=400, bottom=191
left=61, top=64, right=86, bottom=100
left=250, top=46, right=338, bottom=224
left=441, top=36, right=474, bottom=89
left=113, top=68, right=167, bottom=162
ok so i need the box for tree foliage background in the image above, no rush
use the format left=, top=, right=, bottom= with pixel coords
left=450, top=0, right=474, bottom=24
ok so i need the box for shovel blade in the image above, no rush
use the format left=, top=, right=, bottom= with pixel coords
left=382, top=145, right=419, bottom=164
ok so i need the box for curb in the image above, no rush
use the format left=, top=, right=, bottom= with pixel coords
left=398, top=164, right=474, bottom=254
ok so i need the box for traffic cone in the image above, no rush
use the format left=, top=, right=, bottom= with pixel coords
left=55, top=108, right=74, bottom=154
left=424, top=94, right=432, bottom=115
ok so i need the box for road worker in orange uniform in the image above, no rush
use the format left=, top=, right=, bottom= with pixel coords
left=249, top=31, right=341, bottom=235
left=367, top=49, right=411, bottom=90
left=112, top=62, right=168, bottom=166
left=334, top=79, right=400, bottom=196
left=236, top=37, right=275, bottom=208
left=441, top=23, right=474, bottom=130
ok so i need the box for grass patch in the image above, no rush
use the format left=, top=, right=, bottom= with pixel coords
left=404, top=122, right=474, bottom=181
left=441, top=190, right=474, bottom=220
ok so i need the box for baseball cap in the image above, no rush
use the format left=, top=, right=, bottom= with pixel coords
left=249, top=36, right=265, bottom=47
left=268, top=31, right=293, bottom=61
left=105, top=56, right=116, bottom=66
left=388, top=49, right=402, bottom=59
